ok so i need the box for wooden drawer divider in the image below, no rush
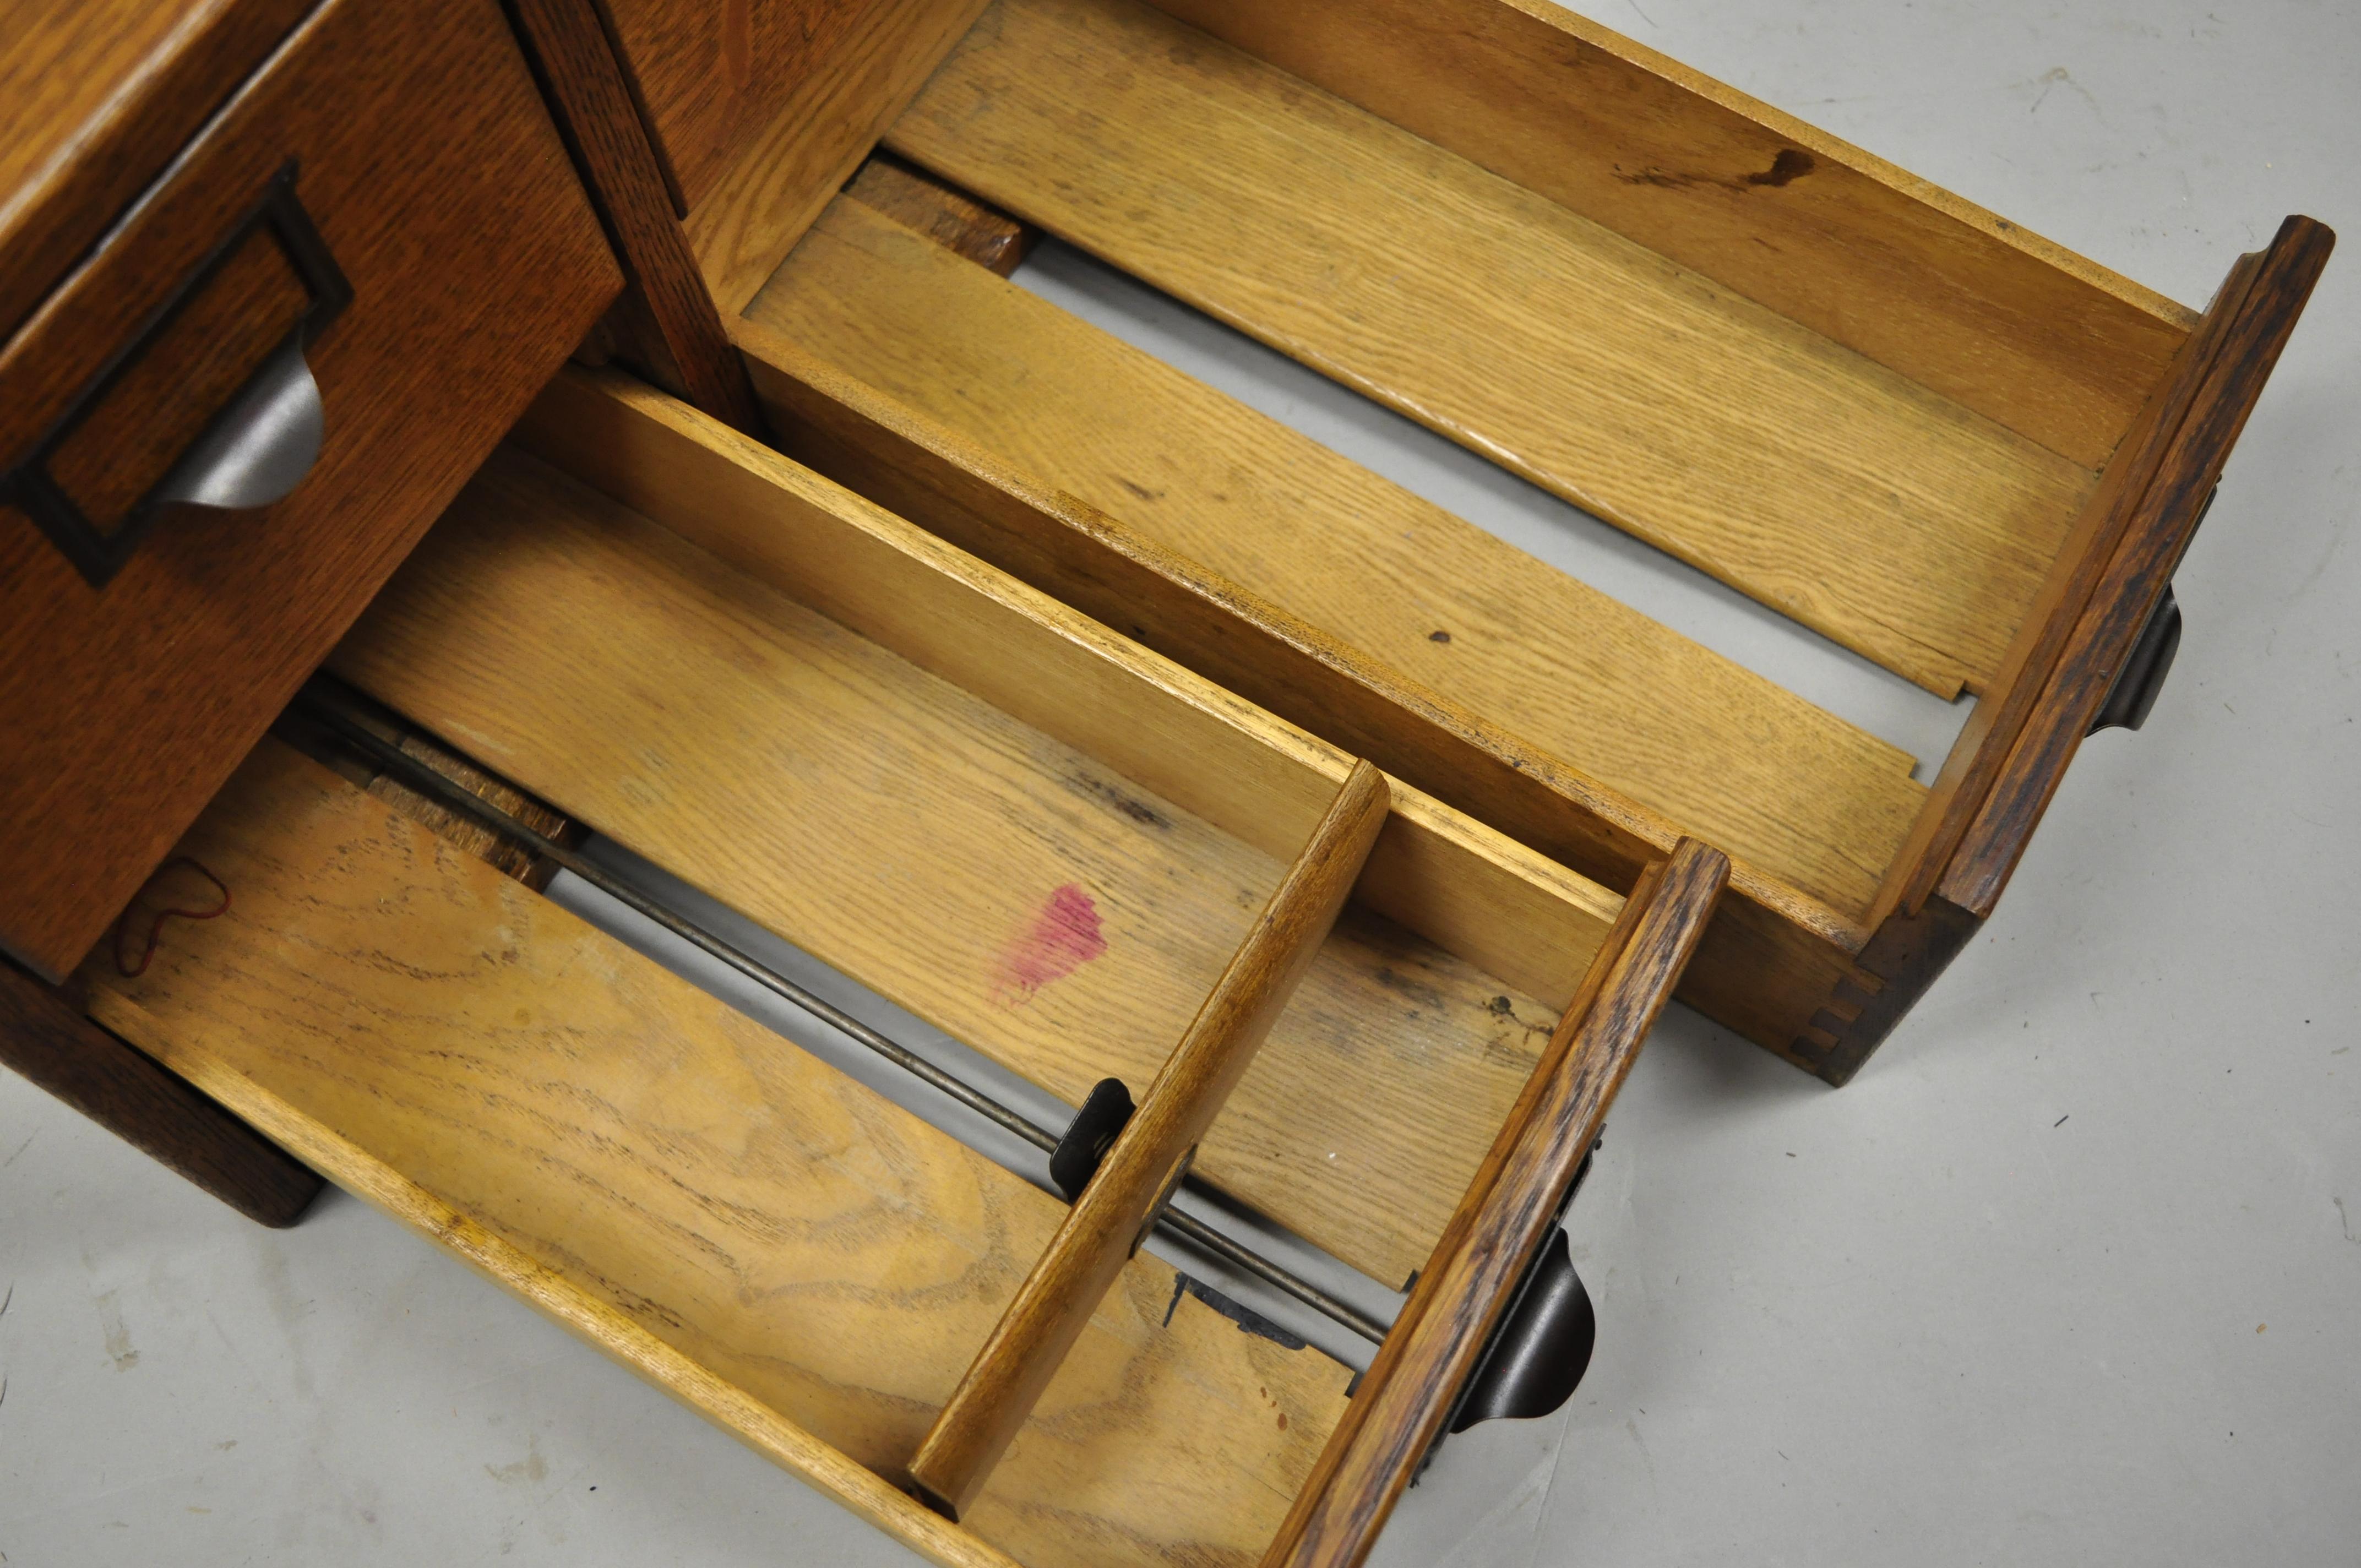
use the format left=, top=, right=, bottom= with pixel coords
left=910, top=760, right=1390, bottom=1518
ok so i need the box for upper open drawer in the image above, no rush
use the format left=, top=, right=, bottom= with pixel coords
left=646, top=0, right=2330, bottom=1085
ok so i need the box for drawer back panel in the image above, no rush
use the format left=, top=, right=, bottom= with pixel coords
left=1143, top=0, right=2198, bottom=470
left=881, top=0, right=2125, bottom=701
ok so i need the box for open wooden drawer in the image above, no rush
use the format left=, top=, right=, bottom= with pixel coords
left=650, top=0, right=2334, bottom=1084
left=75, top=367, right=1726, bottom=1568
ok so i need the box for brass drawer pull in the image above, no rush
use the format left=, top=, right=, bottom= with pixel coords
left=3, top=163, right=351, bottom=587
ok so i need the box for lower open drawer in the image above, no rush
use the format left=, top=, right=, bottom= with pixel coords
left=80, top=369, right=1723, bottom=1566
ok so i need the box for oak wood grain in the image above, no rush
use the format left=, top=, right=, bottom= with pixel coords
left=0, top=959, right=320, bottom=1227
left=1264, top=840, right=1728, bottom=1567
left=0, top=0, right=619, bottom=982
left=730, top=317, right=1873, bottom=1074
left=748, top=193, right=1923, bottom=916
left=510, top=367, right=1626, bottom=1011
left=593, top=0, right=978, bottom=213
left=85, top=743, right=1350, bottom=1568
left=678, top=0, right=994, bottom=314
left=1785, top=223, right=2330, bottom=1085
left=1864, top=242, right=2269, bottom=928
left=0, top=0, right=312, bottom=342
left=885, top=0, right=2099, bottom=696
left=330, top=433, right=1606, bottom=1287
left=1142, top=0, right=2194, bottom=470
left=1940, top=216, right=2335, bottom=917
left=508, top=0, right=762, bottom=431
left=1785, top=891, right=1981, bottom=1088
left=909, top=761, right=1389, bottom=1518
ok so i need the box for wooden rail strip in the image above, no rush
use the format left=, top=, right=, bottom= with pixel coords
left=845, top=156, right=1040, bottom=276
left=744, top=193, right=1923, bottom=918
left=505, top=0, right=763, bottom=432
left=1261, top=839, right=1729, bottom=1568
left=907, top=760, right=1391, bottom=1520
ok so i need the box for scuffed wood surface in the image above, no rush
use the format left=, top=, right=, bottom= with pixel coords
left=86, top=743, right=1351, bottom=1568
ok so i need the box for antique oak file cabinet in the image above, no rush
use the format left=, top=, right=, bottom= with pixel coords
left=0, top=0, right=2329, bottom=1564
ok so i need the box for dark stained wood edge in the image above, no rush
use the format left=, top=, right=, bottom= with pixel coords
left=1, top=959, right=322, bottom=1227
left=502, top=0, right=763, bottom=433
left=1940, top=215, right=2333, bottom=915
left=1792, top=215, right=2332, bottom=1084
left=1259, top=840, right=1727, bottom=1568
left=1876, top=230, right=2267, bottom=923
left=905, top=760, right=1391, bottom=1521
left=1786, top=892, right=1981, bottom=1088
left=576, top=0, right=690, bottom=217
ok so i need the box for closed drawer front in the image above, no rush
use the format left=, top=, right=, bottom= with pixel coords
left=0, top=0, right=318, bottom=345
left=0, top=0, right=621, bottom=980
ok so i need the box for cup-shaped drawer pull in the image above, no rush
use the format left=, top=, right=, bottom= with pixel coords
left=1, top=164, right=351, bottom=587
left=2088, top=582, right=2182, bottom=736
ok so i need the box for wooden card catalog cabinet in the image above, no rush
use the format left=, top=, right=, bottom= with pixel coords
left=1, top=2, right=2329, bottom=1566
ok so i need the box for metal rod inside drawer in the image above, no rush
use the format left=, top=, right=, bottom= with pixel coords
left=290, top=678, right=1395, bottom=1350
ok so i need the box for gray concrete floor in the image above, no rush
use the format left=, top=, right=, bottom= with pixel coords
left=5, top=1, right=2357, bottom=1562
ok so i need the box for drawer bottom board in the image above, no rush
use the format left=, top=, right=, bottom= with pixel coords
left=84, top=742, right=1351, bottom=1568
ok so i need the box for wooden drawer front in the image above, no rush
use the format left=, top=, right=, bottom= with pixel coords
left=0, top=0, right=621, bottom=981
left=0, top=0, right=316, bottom=343
left=82, top=368, right=1723, bottom=1568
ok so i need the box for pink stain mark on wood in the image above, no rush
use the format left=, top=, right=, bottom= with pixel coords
left=993, top=883, right=1107, bottom=1004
